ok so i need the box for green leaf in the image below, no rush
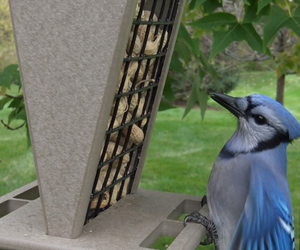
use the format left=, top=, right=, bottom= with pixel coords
left=189, top=0, right=207, bottom=11
left=182, top=83, right=198, bottom=119
left=7, top=106, right=26, bottom=124
left=210, top=23, right=266, bottom=59
left=170, top=52, right=185, bottom=76
left=195, top=66, right=208, bottom=120
left=189, top=13, right=237, bottom=30
left=12, top=108, right=27, bottom=121
left=0, top=96, right=12, bottom=110
left=263, top=6, right=300, bottom=49
left=285, top=16, right=300, bottom=38
left=243, top=1, right=259, bottom=23
left=283, top=6, right=300, bottom=38
left=198, top=50, right=219, bottom=83
left=198, top=90, right=208, bottom=120
left=0, top=64, right=21, bottom=89
left=178, top=23, right=199, bottom=56
left=174, top=40, right=191, bottom=66
left=294, top=6, right=300, bottom=16
left=263, top=6, right=300, bottom=50
left=192, top=38, right=200, bottom=54
left=8, top=110, right=15, bottom=124
left=163, top=76, right=175, bottom=103
left=240, top=23, right=264, bottom=53
left=285, top=58, right=295, bottom=70
left=183, top=66, right=206, bottom=119
left=8, top=98, right=23, bottom=109
left=182, top=67, right=208, bottom=120
left=193, top=67, right=201, bottom=102
left=210, top=23, right=241, bottom=59
left=159, top=99, right=176, bottom=111
left=243, top=1, right=270, bottom=23
left=257, top=0, right=271, bottom=14
left=258, top=4, right=271, bottom=17
left=263, top=6, right=289, bottom=50
left=203, top=0, right=222, bottom=13
left=1, top=86, right=7, bottom=96
left=243, top=0, right=250, bottom=5
left=198, top=65, right=206, bottom=79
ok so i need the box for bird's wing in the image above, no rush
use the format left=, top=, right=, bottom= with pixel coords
left=229, top=160, right=295, bottom=250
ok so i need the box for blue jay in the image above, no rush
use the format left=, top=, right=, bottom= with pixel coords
left=185, top=93, right=300, bottom=250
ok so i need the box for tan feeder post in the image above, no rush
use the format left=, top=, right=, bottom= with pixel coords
left=0, top=0, right=209, bottom=249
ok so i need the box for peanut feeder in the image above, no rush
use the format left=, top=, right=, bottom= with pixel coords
left=0, top=1, right=209, bottom=249
left=86, top=2, right=171, bottom=220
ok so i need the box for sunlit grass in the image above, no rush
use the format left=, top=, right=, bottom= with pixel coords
left=0, top=108, right=35, bottom=196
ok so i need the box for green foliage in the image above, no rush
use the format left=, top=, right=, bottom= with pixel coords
left=263, top=5, right=300, bottom=50
left=2, top=0, right=300, bottom=143
left=164, top=24, right=210, bottom=119
left=0, top=2, right=24, bottom=140
left=201, top=69, right=239, bottom=94
left=188, top=0, right=206, bottom=11
left=0, top=64, right=21, bottom=89
left=210, top=23, right=265, bottom=59
left=163, top=20, right=219, bottom=119
left=243, top=0, right=271, bottom=23
left=0, top=64, right=29, bottom=146
left=276, top=39, right=300, bottom=75
left=163, top=0, right=300, bottom=119
left=203, top=0, right=222, bottom=14
left=189, top=11, right=266, bottom=58
left=189, top=12, right=237, bottom=30
left=0, top=105, right=35, bottom=197
left=257, top=0, right=272, bottom=14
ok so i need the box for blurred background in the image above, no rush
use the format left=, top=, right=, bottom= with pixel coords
left=0, top=0, right=299, bottom=249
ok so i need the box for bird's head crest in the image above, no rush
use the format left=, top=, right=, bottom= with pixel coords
left=210, top=92, right=300, bottom=154
left=249, top=94, right=300, bottom=141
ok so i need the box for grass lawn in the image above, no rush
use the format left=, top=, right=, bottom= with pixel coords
left=0, top=108, right=35, bottom=197
left=0, top=71, right=299, bottom=249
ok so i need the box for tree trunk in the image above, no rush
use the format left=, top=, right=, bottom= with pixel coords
left=276, top=74, right=285, bottom=105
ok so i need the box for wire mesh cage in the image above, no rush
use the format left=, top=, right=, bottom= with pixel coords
left=85, top=0, right=180, bottom=223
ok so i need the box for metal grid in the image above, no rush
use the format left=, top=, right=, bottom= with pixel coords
left=85, top=0, right=180, bottom=223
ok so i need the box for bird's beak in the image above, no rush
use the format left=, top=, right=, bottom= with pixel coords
left=210, top=92, right=245, bottom=118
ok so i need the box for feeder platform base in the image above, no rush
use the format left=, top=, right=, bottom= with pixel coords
left=0, top=182, right=207, bottom=250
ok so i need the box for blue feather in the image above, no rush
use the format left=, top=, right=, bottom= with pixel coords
left=229, top=158, right=294, bottom=250
left=208, top=93, right=299, bottom=250
left=250, top=94, right=300, bottom=140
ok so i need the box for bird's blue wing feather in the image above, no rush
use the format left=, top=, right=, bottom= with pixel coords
left=229, top=160, right=294, bottom=250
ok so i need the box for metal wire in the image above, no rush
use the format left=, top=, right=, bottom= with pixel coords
left=85, top=0, right=180, bottom=224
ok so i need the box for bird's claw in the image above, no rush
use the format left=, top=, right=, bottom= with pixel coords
left=201, top=195, right=207, bottom=207
left=184, top=211, right=219, bottom=250
left=200, top=235, right=213, bottom=246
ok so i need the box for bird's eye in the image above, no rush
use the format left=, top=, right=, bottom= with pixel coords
left=254, top=115, right=267, bottom=125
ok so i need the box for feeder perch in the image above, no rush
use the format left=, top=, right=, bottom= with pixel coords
left=0, top=0, right=207, bottom=249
